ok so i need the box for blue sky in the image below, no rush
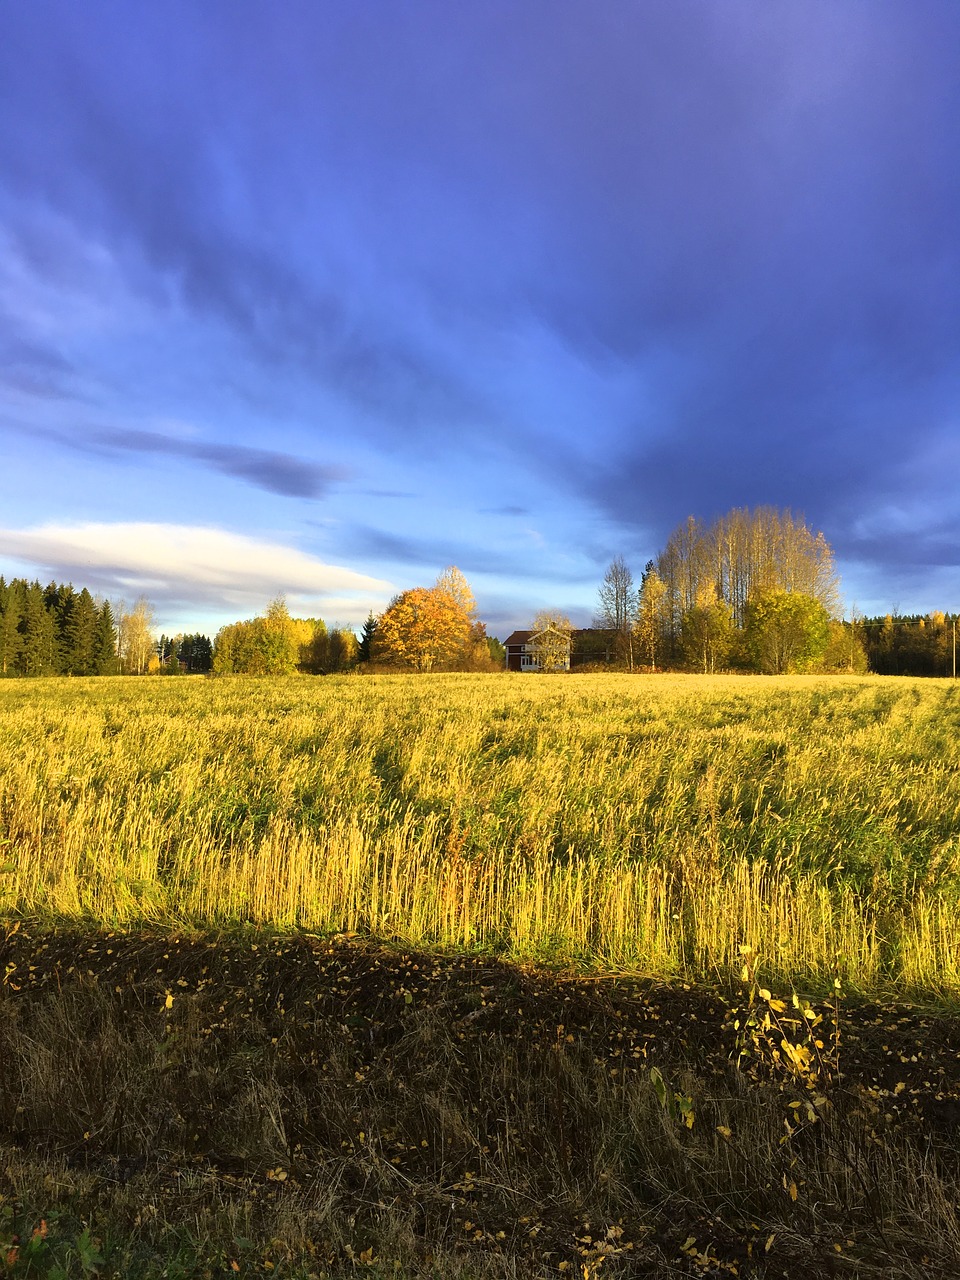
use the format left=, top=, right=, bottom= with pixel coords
left=1, top=1, right=958, bottom=637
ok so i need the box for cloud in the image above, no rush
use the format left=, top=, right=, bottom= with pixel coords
left=86, top=428, right=348, bottom=499
left=339, top=523, right=581, bottom=582
left=0, top=3, right=958, bottom=617
left=0, top=521, right=393, bottom=620
left=0, top=334, right=77, bottom=400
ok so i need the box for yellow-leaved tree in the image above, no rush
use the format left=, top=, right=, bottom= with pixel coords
left=528, top=610, right=572, bottom=672
left=372, top=567, right=477, bottom=671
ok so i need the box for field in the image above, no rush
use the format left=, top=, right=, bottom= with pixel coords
left=3, top=672, right=960, bottom=994
left=3, top=673, right=960, bottom=1277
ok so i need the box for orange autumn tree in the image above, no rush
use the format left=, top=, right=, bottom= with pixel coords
left=372, top=567, right=476, bottom=671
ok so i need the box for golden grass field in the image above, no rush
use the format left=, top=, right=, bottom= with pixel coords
left=3, top=671, right=959, bottom=998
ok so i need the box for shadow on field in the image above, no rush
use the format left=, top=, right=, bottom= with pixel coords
left=3, top=923, right=960, bottom=1277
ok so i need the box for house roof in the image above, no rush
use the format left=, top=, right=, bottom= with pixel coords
left=504, top=627, right=577, bottom=647
left=505, top=627, right=614, bottom=647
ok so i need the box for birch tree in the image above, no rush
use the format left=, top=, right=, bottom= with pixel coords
left=635, top=569, right=668, bottom=671
left=656, top=508, right=840, bottom=632
left=596, top=555, right=637, bottom=668
left=529, top=611, right=572, bottom=672
left=117, top=596, right=155, bottom=675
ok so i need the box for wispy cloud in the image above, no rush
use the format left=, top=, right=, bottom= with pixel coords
left=0, top=521, right=393, bottom=621
left=85, top=428, right=349, bottom=499
left=338, top=523, right=581, bottom=583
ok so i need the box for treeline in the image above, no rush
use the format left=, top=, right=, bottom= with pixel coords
left=0, top=578, right=116, bottom=676
left=155, top=634, right=214, bottom=675
left=862, top=613, right=958, bottom=678
left=210, top=569, right=501, bottom=676
left=0, top=578, right=214, bottom=678
left=212, top=598, right=358, bottom=675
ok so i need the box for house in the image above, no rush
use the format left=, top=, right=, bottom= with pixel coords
left=504, top=629, right=558, bottom=671
left=504, top=628, right=615, bottom=671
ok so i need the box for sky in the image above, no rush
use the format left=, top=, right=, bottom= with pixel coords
left=1, top=1, right=958, bottom=638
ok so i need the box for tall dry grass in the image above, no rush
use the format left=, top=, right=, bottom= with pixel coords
left=2, top=672, right=960, bottom=996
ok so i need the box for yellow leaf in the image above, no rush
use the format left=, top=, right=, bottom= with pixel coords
left=164, top=992, right=174, bottom=1010
left=716, top=1125, right=732, bottom=1139
left=765, top=1233, right=776, bottom=1253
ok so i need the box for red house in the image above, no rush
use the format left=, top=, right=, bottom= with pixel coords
left=503, top=628, right=614, bottom=671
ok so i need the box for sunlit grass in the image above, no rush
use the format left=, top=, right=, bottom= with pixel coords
left=2, top=671, right=960, bottom=996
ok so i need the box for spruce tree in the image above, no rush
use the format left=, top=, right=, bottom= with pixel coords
left=64, top=588, right=99, bottom=675
left=357, top=612, right=378, bottom=663
left=0, top=578, right=24, bottom=676
left=18, top=582, right=57, bottom=676
left=93, top=601, right=118, bottom=674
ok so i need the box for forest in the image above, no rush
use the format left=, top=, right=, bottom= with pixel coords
left=0, top=578, right=212, bottom=677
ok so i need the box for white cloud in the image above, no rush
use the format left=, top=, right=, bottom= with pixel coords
left=0, top=521, right=393, bottom=623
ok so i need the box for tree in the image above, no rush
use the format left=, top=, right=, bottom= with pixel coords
left=656, top=507, right=840, bottom=636
left=63, top=588, right=99, bottom=675
left=744, top=589, right=830, bottom=674
left=373, top=586, right=471, bottom=671
left=486, top=635, right=506, bottom=668
left=212, top=598, right=300, bottom=675
left=370, top=568, right=480, bottom=672
left=93, top=601, right=118, bottom=674
left=458, top=620, right=499, bottom=671
left=0, top=578, right=23, bottom=676
left=0, top=579, right=116, bottom=677
left=176, top=633, right=213, bottom=673
left=43, top=581, right=73, bottom=673
left=435, top=565, right=476, bottom=619
left=634, top=567, right=668, bottom=671
left=595, top=555, right=637, bottom=668
left=117, top=596, right=156, bottom=674
left=18, top=582, right=57, bottom=676
left=297, top=619, right=357, bottom=673
left=821, top=616, right=869, bottom=674
left=357, top=613, right=378, bottom=664
left=680, top=585, right=734, bottom=673
left=213, top=621, right=244, bottom=674
left=259, top=596, right=299, bottom=674
left=326, top=626, right=358, bottom=672
left=528, top=611, right=572, bottom=673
